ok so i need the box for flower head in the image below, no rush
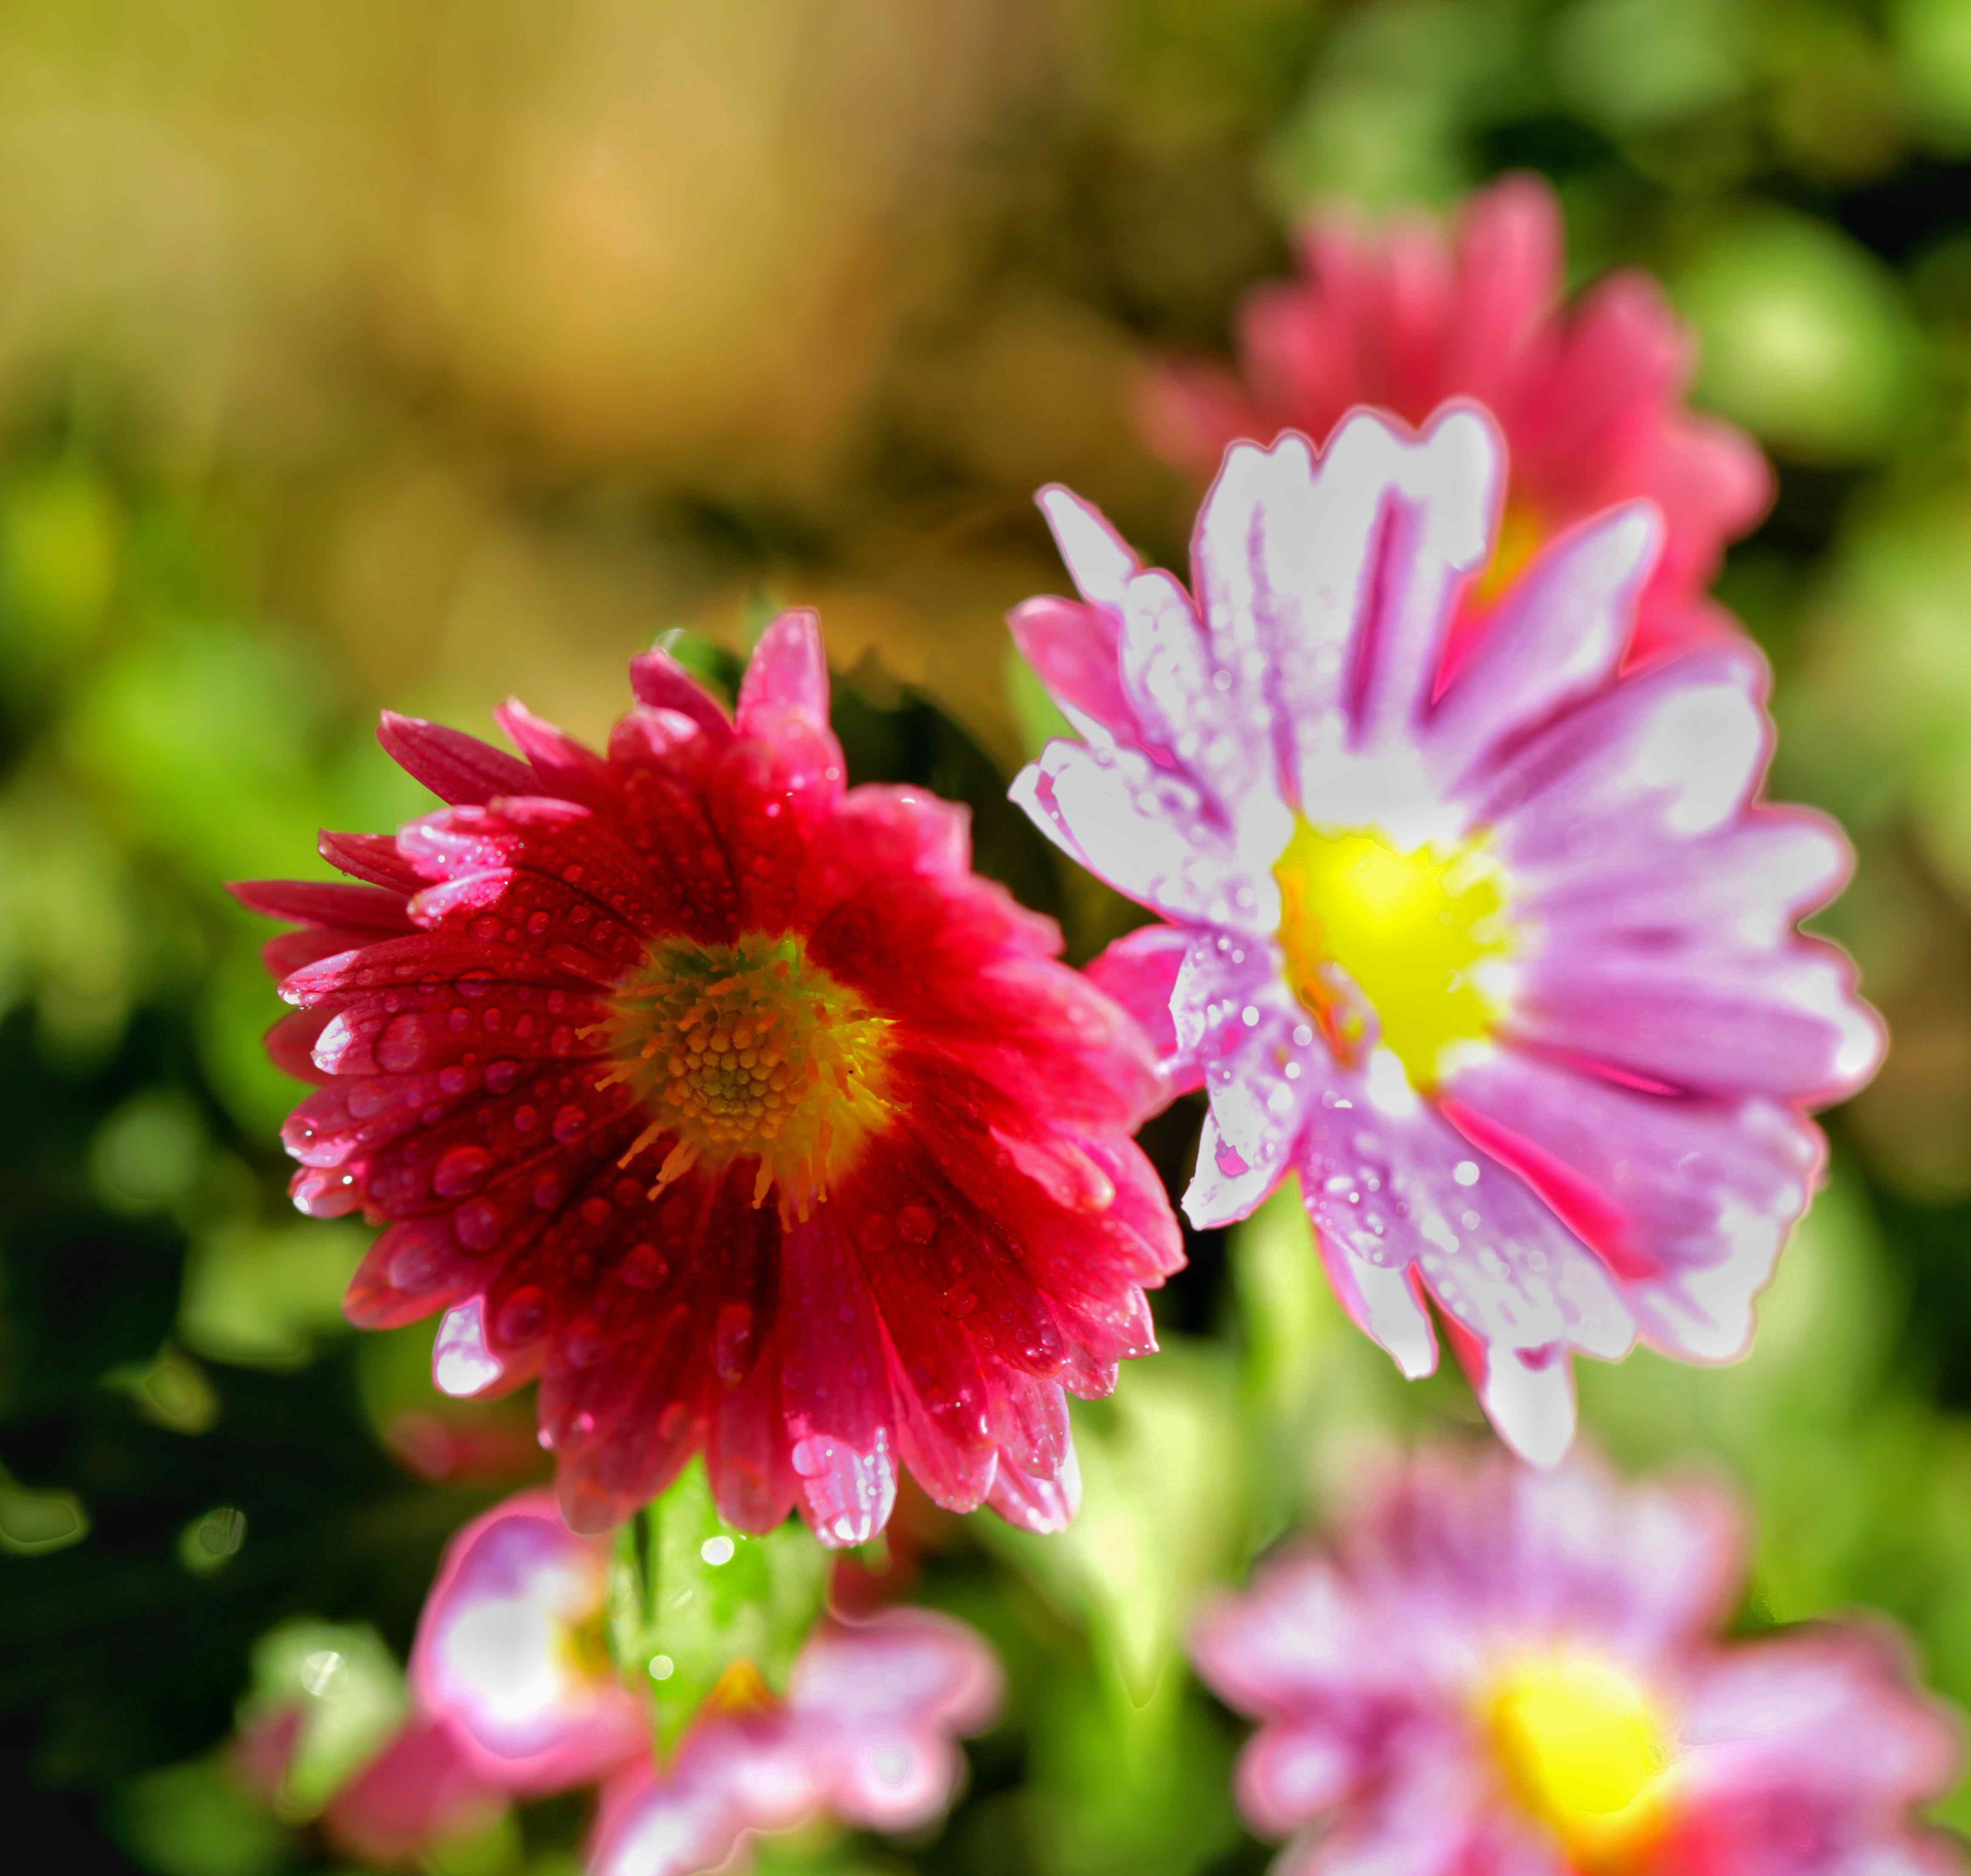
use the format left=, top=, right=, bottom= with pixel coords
left=1010, top=409, right=1881, bottom=1461
left=1193, top=1451, right=1963, bottom=1876
left=236, top=609, right=1181, bottom=1539
left=410, top=1489, right=647, bottom=1793
left=1141, top=174, right=1771, bottom=669
left=589, top=1608, right=1001, bottom=1876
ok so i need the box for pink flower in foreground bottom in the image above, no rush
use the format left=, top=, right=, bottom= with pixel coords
left=410, top=1489, right=647, bottom=1793
left=1011, top=409, right=1881, bottom=1463
left=236, top=609, right=1181, bottom=1540
left=1142, top=173, right=1771, bottom=670
left=589, top=1609, right=1001, bottom=1876
left=1194, top=1452, right=1964, bottom=1876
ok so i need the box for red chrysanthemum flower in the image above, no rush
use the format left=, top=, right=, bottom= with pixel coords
left=235, top=611, right=1181, bottom=1542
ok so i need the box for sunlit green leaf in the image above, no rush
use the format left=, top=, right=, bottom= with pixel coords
left=607, top=1458, right=830, bottom=1751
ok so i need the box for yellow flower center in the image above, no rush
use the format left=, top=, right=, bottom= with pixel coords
left=1485, top=1651, right=1670, bottom=1864
left=1272, top=819, right=1512, bottom=1090
left=1471, top=496, right=1549, bottom=610
left=605, top=934, right=892, bottom=1224
left=702, top=1657, right=777, bottom=1718
left=559, top=1607, right=615, bottom=1685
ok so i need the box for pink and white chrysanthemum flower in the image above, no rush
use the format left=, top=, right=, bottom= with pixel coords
left=589, top=1608, right=1001, bottom=1876
left=1141, top=173, right=1771, bottom=671
left=1010, top=407, right=1883, bottom=1463
left=1193, top=1451, right=1963, bottom=1876
left=409, top=1489, right=647, bottom=1795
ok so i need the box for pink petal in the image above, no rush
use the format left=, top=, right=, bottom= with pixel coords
left=378, top=711, right=539, bottom=806
left=1440, top=1053, right=1824, bottom=1360
left=1008, top=595, right=1142, bottom=743
left=1458, top=1329, right=1576, bottom=1469
left=780, top=1215, right=899, bottom=1548
left=1083, top=923, right=1198, bottom=1094
left=627, top=645, right=735, bottom=744
left=1012, top=739, right=1264, bottom=928
left=1036, top=484, right=1140, bottom=609
left=737, top=607, right=829, bottom=730
left=1424, top=503, right=1656, bottom=788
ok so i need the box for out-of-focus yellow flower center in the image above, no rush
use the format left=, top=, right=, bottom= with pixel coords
left=702, top=1657, right=777, bottom=1718
left=1485, top=1651, right=1670, bottom=1863
left=1272, top=819, right=1511, bottom=1090
left=1472, top=496, right=1549, bottom=609
left=606, top=934, right=892, bottom=1224
left=559, top=1608, right=614, bottom=1685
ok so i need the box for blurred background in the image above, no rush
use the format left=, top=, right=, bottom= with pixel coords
left=7, top=1, right=1971, bottom=1871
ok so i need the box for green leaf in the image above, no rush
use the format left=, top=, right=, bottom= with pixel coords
left=607, top=1459, right=829, bottom=1752
left=240, top=1619, right=406, bottom=1818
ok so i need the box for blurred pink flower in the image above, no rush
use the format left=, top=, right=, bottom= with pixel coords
left=1192, top=1450, right=1963, bottom=1876
left=1142, top=174, right=1771, bottom=671
left=1010, top=409, right=1881, bottom=1462
left=235, top=608, right=1180, bottom=1541
left=589, top=1607, right=1002, bottom=1876
left=410, top=1488, right=648, bottom=1794
left=322, top=1717, right=507, bottom=1866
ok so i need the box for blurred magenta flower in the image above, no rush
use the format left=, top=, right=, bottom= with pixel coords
left=233, top=1703, right=506, bottom=1866
left=320, top=1717, right=506, bottom=1866
left=1141, top=174, right=1771, bottom=671
left=1009, top=410, right=1880, bottom=1461
left=589, top=1607, right=1001, bottom=1876
left=410, top=1488, right=647, bottom=1793
left=236, top=610, right=1180, bottom=1540
left=1193, top=1450, right=1962, bottom=1876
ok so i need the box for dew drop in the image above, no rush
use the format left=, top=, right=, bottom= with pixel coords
left=713, top=1302, right=755, bottom=1384
left=484, top=1060, right=520, bottom=1094
left=433, top=1146, right=495, bottom=1197
left=621, top=1243, right=668, bottom=1289
left=565, top=1317, right=606, bottom=1368
left=496, top=1286, right=546, bottom=1344
left=453, top=1196, right=505, bottom=1250
left=376, top=1014, right=429, bottom=1073
left=856, top=1214, right=893, bottom=1255
left=553, top=1105, right=587, bottom=1143
left=896, top=1205, right=936, bottom=1246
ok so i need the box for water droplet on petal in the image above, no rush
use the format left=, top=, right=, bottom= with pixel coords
left=621, top=1243, right=668, bottom=1289
left=453, top=1196, right=505, bottom=1250
left=897, top=1205, right=936, bottom=1245
left=376, top=1014, right=429, bottom=1073
left=433, top=1146, right=495, bottom=1197
left=714, top=1302, right=754, bottom=1384
left=496, top=1286, right=546, bottom=1345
